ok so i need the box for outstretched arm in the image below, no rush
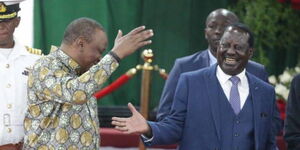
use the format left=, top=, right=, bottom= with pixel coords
left=29, top=26, right=154, bottom=105
left=112, top=103, right=152, bottom=137
left=112, top=74, right=189, bottom=146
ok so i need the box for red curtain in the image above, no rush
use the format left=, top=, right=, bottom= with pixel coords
left=278, top=0, right=300, bottom=9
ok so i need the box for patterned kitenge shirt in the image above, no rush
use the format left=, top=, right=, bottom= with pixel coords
left=23, top=49, right=119, bottom=150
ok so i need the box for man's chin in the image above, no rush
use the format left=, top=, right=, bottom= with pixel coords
left=0, top=40, right=9, bottom=47
left=221, top=64, right=239, bottom=76
left=209, top=48, right=217, bottom=56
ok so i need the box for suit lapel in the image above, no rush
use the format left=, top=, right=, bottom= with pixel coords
left=205, top=65, right=221, bottom=141
left=247, top=73, right=261, bottom=150
left=197, top=49, right=210, bottom=68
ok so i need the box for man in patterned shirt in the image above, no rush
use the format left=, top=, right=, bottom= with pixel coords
left=23, top=17, right=154, bottom=150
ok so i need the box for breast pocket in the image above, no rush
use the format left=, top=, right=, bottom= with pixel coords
left=18, top=65, right=31, bottom=85
left=18, top=73, right=29, bottom=98
left=11, top=113, right=26, bottom=126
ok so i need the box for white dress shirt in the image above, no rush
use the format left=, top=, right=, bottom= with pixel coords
left=0, top=40, right=40, bottom=145
left=208, top=49, right=217, bottom=66
left=216, top=65, right=249, bottom=109
left=0, top=48, right=13, bottom=59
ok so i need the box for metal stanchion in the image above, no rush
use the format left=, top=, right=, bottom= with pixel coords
left=138, top=49, right=154, bottom=150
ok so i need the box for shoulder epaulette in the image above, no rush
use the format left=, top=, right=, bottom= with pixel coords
left=50, top=45, right=58, bottom=52
left=25, top=46, right=43, bottom=55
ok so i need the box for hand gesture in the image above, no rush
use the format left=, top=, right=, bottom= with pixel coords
left=111, top=26, right=154, bottom=59
left=112, top=103, right=151, bottom=135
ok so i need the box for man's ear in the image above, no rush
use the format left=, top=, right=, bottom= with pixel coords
left=75, top=36, right=86, bottom=48
left=14, top=17, right=21, bottom=28
left=204, top=28, right=208, bottom=40
left=248, top=48, right=254, bottom=58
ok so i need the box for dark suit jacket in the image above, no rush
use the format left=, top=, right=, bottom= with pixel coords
left=284, top=74, right=300, bottom=150
left=157, top=49, right=269, bottom=120
left=146, top=65, right=277, bottom=150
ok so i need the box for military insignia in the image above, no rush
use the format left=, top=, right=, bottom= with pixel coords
left=22, top=70, right=29, bottom=76
left=50, top=45, right=58, bottom=52
left=0, top=2, right=7, bottom=13
left=3, top=114, right=11, bottom=126
left=22, top=67, right=33, bottom=76
left=25, top=46, right=43, bottom=55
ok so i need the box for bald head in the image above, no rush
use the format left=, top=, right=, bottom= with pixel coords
left=204, top=8, right=239, bottom=57
left=206, top=8, right=239, bottom=26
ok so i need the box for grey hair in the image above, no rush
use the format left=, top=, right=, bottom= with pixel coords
left=62, top=17, right=104, bottom=45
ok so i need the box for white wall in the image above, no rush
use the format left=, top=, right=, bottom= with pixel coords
left=14, top=0, right=34, bottom=47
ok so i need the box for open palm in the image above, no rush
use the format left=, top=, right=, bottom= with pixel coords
left=112, top=103, right=150, bottom=135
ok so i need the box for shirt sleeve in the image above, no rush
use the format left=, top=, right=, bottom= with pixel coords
left=28, top=54, right=119, bottom=105
left=141, top=134, right=154, bottom=142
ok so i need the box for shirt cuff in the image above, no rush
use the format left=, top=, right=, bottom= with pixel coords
left=141, top=134, right=154, bottom=142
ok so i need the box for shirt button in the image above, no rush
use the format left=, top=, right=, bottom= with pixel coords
left=236, top=120, right=240, bottom=124
left=7, top=104, right=12, bottom=109
left=7, top=128, right=12, bottom=133
left=234, top=133, right=239, bottom=137
left=6, top=84, right=11, bottom=88
left=5, top=64, right=10, bottom=68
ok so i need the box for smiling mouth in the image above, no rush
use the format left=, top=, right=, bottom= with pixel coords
left=225, top=58, right=238, bottom=65
left=213, top=39, right=220, bottom=44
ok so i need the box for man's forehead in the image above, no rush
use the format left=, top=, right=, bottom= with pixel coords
left=221, top=29, right=250, bottom=44
left=207, top=12, right=234, bottom=24
left=207, top=18, right=231, bottom=24
left=225, top=27, right=249, bottom=37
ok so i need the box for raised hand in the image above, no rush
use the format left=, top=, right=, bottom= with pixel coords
left=111, top=26, right=154, bottom=59
left=112, top=103, right=151, bottom=135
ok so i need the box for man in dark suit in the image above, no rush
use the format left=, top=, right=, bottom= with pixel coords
left=156, top=8, right=269, bottom=121
left=112, top=23, right=278, bottom=150
left=284, top=74, right=300, bottom=150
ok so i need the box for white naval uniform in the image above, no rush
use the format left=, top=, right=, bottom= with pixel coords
left=0, top=40, right=41, bottom=145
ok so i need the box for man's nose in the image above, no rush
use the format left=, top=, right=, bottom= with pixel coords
left=226, top=46, right=236, bottom=55
left=96, top=55, right=102, bottom=62
left=215, top=26, right=223, bottom=35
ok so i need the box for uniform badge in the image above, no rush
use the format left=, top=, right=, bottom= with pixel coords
left=3, top=113, right=10, bottom=126
left=0, top=2, right=7, bottom=13
left=22, top=67, right=32, bottom=76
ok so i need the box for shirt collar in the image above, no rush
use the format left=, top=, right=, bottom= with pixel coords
left=216, top=65, right=246, bottom=85
left=208, top=49, right=217, bottom=66
left=55, top=48, right=81, bottom=75
left=11, top=39, right=30, bottom=56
